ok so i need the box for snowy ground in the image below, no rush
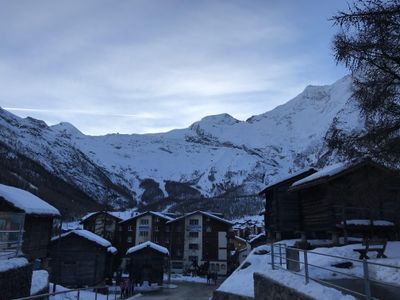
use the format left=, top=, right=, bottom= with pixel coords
left=217, top=242, right=400, bottom=299
left=165, top=273, right=208, bottom=284
left=31, top=270, right=49, bottom=295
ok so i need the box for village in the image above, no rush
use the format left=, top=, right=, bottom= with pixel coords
left=0, top=158, right=399, bottom=299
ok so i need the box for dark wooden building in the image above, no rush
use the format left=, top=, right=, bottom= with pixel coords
left=290, top=160, right=400, bottom=241
left=167, top=211, right=233, bottom=275
left=125, top=241, right=169, bottom=286
left=49, top=229, right=117, bottom=287
left=259, top=169, right=316, bottom=240
left=80, top=211, right=123, bottom=245
left=0, top=184, right=60, bottom=262
left=119, top=211, right=174, bottom=256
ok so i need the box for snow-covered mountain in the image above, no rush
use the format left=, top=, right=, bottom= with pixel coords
left=0, top=75, right=364, bottom=214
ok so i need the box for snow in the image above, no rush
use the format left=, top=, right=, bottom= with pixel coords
left=167, top=210, right=233, bottom=225
left=0, top=76, right=363, bottom=205
left=49, top=283, right=112, bottom=300
left=108, top=246, right=118, bottom=254
left=291, top=162, right=349, bottom=187
left=166, top=274, right=208, bottom=284
left=31, top=270, right=48, bottom=295
left=126, top=241, right=169, bottom=255
left=0, top=184, right=60, bottom=216
left=81, top=209, right=138, bottom=222
left=217, top=245, right=355, bottom=299
left=51, top=229, right=113, bottom=248
left=0, top=257, right=28, bottom=272
left=260, top=168, right=316, bottom=191
left=249, top=232, right=265, bottom=243
left=342, top=219, right=394, bottom=226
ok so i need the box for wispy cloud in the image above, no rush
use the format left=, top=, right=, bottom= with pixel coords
left=0, top=0, right=349, bottom=135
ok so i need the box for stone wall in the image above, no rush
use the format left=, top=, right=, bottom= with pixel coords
left=253, top=273, right=315, bottom=300
left=0, top=260, right=33, bottom=300
left=213, top=290, right=254, bottom=300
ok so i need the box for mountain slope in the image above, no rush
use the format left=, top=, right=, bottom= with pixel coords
left=0, top=75, right=363, bottom=214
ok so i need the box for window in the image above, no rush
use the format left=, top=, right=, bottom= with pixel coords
left=140, top=219, right=149, bottom=225
left=154, top=226, right=159, bottom=232
left=139, top=231, right=149, bottom=237
left=189, top=243, right=199, bottom=250
left=128, top=225, right=133, bottom=231
left=127, top=236, right=132, bottom=243
left=189, top=219, right=199, bottom=225
left=189, top=232, right=199, bottom=238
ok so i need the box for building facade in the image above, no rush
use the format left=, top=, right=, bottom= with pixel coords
left=167, top=211, right=233, bottom=275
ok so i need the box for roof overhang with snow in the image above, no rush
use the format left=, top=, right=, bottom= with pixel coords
left=0, top=184, right=60, bottom=217
left=126, top=241, right=169, bottom=256
left=119, top=211, right=174, bottom=224
left=166, top=210, right=234, bottom=226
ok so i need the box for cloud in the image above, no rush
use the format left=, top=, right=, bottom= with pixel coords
left=0, top=0, right=349, bottom=135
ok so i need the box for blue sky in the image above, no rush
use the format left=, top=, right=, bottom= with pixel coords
left=0, top=0, right=349, bottom=135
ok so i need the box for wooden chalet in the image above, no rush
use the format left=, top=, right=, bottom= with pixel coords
left=259, top=169, right=316, bottom=240
left=49, top=229, right=117, bottom=287
left=125, top=241, right=169, bottom=286
left=119, top=211, right=174, bottom=255
left=290, top=160, right=400, bottom=242
left=0, top=184, right=60, bottom=262
left=166, top=211, right=234, bottom=275
left=80, top=211, right=123, bottom=245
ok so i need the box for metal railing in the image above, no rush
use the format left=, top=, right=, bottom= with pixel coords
left=269, top=242, right=400, bottom=300
left=14, top=284, right=125, bottom=300
left=0, top=212, right=25, bottom=259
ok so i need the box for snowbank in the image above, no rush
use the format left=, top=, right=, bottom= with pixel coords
left=0, top=184, right=60, bottom=216
left=31, top=270, right=49, bottom=295
left=127, top=241, right=169, bottom=255
left=0, top=257, right=28, bottom=272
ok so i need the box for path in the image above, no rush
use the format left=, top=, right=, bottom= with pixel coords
left=133, top=281, right=218, bottom=300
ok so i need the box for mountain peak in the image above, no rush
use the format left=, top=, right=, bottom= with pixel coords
left=50, top=122, right=83, bottom=136
left=190, top=113, right=239, bottom=130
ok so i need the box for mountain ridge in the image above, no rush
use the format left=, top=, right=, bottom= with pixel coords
left=0, top=75, right=363, bottom=216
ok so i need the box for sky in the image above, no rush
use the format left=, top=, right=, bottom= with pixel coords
left=0, top=0, right=350, bottom=135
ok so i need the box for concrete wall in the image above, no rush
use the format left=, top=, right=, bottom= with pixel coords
left=253, top=273, right=315, bottom=300
left=0, top=260, right=32, bottom=300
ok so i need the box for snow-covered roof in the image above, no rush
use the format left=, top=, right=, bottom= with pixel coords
left=0, top=184, right=60, bottom=216
left=120, top=211, right=174, bottom=224
left=234, top=236, right=248, bottom=243
left=107, top=246, right=118, bottom=254
left=81, top=209, right=139, bottom=223
left=259, top=168, right=316, bottom=193
left=0, top=257, right=29, bottom=272
left=249, top=232, right=265, bottom=243
left=291, top=162, right=348, bottom=188
left=166, top=210, right=234, bottom=225
left=51, top=229, right=116, bottom=254
left=126, top=241, right=169, bottom=256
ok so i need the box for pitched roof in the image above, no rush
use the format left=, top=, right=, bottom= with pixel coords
left=120, top=211, right=174, bottom=224
left=81, top=210, right=139, bottom=223
left=51, top=229, right=116, bottom=254
left=166, top=210, right=234, bottom=225
left=258, top=168, right=316, bottom=194
left=126, top=241, right=169, bottom=256
left=0, top=184, right=60, bottom=216
left=290, top=159, right=391, bottom=191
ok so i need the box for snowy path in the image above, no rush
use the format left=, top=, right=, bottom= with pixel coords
left=133, top=282, right=218, bottom=300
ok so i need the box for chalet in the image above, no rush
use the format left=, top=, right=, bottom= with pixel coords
left=290, top=160, right=400, bottom=242
left=49, top=229, right=117, bottom=287
left=119, top=211, right=174, bottom=255
left=125, top=241, right=169, bottom=286
left=259, top=168, right=316, bottom=240
left=80, top=211, right=125, bottom=245
left=166, top=211, right=234, bottom=275
left=232, top=219, right=264, bottom=239
left=0, top=184, right=60, bottom=263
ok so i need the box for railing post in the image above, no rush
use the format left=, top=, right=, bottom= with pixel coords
left=271, top=243, right=275, bottom=270
left=304, top=250, right=309, bottom=284
left=363, top=259, right=372, bottom=300
left=279, top=244, right=283, bottom=266
left=77, top=289, right=80, bottom=300
left=95, top=288, right=98, bottom=300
